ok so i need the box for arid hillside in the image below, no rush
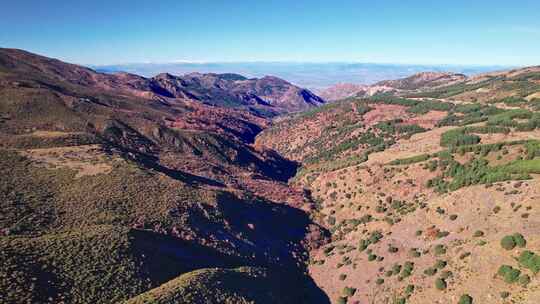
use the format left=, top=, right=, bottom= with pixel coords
left=257, top=66, right=540, bottom=304
left=0, top=49, right=330, bottom=304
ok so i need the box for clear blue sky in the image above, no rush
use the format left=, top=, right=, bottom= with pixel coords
left=1, top=0, right=539, bottom=66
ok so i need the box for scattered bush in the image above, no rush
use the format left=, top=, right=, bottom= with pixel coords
left=405, top=284, right=415, bottom=294
left=392, top=264, right=402, bottom=275
left=435, top=260, right=447, bottom=269
left=500, top=235, right=516, bottom=250
left=388, top=245, right=399, bottom=253
left=440, top=129, right=481, bottom=147
left=343, top=287, right=357, bottom=297
left=424, top=267, right=437, bottom=276
left=500, top=291, right=510, bottom=299
left=518, top=274, right=531, bottom=287
left=435, top=278, right=447, bottom=290
left=400, top=262, right=414, bottom=278
left=513, top=233, right=527, bottom=248
left=458, top=294, right=473, bottom=304
left=473, top=230, right=484, bottom=237
left=497, top=265, right=521, bottom=283
left=518, top=250, right=540, bottom=274
left=409, top=248, right=421, bottom=258
left=434, top=244, right=447, bottom=255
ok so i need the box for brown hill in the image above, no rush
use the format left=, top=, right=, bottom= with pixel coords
left=0, top=49, right=329, bottom=304
left=256, top=70, right=540, bottom=304
left=0, top=48, right=325, bottom=117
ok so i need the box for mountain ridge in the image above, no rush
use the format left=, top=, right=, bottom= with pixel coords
left=0, top=48, right=326, bottom=116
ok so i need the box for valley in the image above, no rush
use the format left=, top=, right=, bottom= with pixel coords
left=1, top=48, right=540, bottom=304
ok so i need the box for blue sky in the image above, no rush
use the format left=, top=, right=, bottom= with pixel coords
left=1, top=0, right=539, bottom=66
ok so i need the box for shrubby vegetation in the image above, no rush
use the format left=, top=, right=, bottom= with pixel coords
left=518, top=251, right=540, bottom=274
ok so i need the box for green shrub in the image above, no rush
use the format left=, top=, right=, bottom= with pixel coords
left=401, top=262, right=414, bottom=278
left=339, top=274, right=347, bottom=281
left=434, top=244, right=447, bottom=255
left=513, top=233, right=527, bottom=248
left=500, top=291, right=510, bottom=299
left=500, top=235, right=516, bottom=250
left=388, top=245, right=399, bottom=253
left=518, top=274, right=531, bottom=287
left=473, top=230, right=484, bottom=237
left=435, top=278, right=447, bottom=290
left=375, top=278, right=384, bottom=285
left=358, top=240, right=369, bottom=252
left=343, top=287, right=357, bottom=297
left=518, top=250, right=540, bottom=273
left=424, top=268, right=437, bottom=276
left=337, top=296, right=348, bottom=304
left=497, top=265, right=521, bottom=283
left=435, top=260, right=447, bottom=269
left=440, top=129, right=481, bottom=147
left=409, top=248, right=421, bottom=258
left=497, top=265, right=512, bottom=276
left=458, top=294, right=473, bottom=304
left=405, top=284, right=415, bottom=294
left=449, top=214, right=458, bottom=221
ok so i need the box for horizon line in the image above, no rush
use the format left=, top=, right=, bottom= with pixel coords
left=88, top=60, right=519, bottom=68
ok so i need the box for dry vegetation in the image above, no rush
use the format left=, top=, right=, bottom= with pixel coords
left=2, top=48, right=540, bottom=304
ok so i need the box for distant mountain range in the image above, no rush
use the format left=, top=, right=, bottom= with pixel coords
left=94, top=62, right=510, bottom=91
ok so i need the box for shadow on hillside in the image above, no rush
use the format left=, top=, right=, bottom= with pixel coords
left=130, top=227, right=330, bottom=304
left=147, top=160, right=225, bottom=187
left=213, top=191, right=331, bottom=303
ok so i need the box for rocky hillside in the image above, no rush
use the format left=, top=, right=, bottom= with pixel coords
left=0, top=49, right=329, bottom=304
left=256, top=66, right=540, bottom=304
left=149, top=72, right=325, bottom=114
